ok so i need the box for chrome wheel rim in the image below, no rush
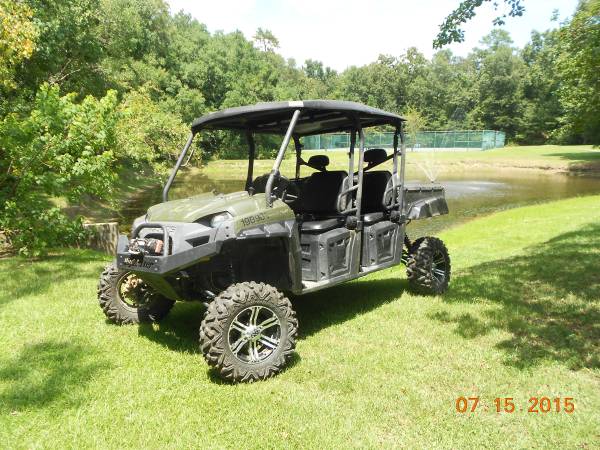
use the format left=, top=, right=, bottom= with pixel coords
left=116, top=272, right=149, bottom=308
left=227, top=306, right=282, bottom=364
left=430, top=250, right=448, bottom=284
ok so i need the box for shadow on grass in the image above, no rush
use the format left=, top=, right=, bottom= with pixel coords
left=138, top=302, right=205, bottom=354
left=135, top=223, right=599, bottom=374
left=545, top=151, right=600, bottom=174
left=0, top=250, right=106, bottom=310
left=137, top=276, right=408, bottom=353
left=138, top=298, right=311, bottom=382
left=292, top=277, right=407, bottom=339
left=0, top=341, right=107, bottom=412
left=431, top=222, right=600, bottom=370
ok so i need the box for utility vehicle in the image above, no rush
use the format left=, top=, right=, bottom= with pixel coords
left=98, top=100, right=450, bottom=382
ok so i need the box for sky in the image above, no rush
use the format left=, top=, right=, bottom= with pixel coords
left=165, top=0, right=579, bottom=71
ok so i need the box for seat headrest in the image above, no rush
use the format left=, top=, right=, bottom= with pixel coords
left=307, top=155, right=329, bottom=170
left=364, top=148, right=388, bottom=165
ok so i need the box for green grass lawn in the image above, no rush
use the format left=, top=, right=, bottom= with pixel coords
left=1, top=195, right=599, bottom=448
left=197, top=145, right=600, bottom=181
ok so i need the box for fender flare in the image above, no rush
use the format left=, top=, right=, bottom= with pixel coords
left=407, top=197, right=449, bottom=220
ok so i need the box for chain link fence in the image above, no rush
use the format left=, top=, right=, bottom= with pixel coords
left=302, top=130, right=506, bottom=151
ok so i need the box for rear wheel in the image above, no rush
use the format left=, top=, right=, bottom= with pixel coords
left=406, top=237, right=451, bottom=295
left=97, top=262, right=174, bottom=324
left=199, top=282, right=298, bottom=382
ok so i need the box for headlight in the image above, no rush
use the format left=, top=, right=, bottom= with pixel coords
left=210, top=212, right=232, bottom=227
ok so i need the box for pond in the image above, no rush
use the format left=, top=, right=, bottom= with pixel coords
left=407, top=170, right=600, bottom=237
left=119, top=166, right=600, bottom=238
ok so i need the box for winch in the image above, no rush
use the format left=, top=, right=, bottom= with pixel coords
left=127, top=237, right=164, bottom=256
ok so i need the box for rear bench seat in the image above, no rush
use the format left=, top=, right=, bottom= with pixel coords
left=359, top=149, right=391, bottom=225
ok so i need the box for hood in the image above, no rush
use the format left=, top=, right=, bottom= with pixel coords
left=145, top=191, right=271, bottom=222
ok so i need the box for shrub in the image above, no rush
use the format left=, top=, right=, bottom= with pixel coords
left=115, top=88, right=189, bottom=177
left=0, top=84, right=118, bottom=256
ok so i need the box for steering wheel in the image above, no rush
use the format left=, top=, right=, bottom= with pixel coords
left=273, top=175, right=301, bottom=205
left=253, top=174, right=301, bottom=205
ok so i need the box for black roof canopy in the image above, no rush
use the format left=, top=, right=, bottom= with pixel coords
left=190, top=100, right=405, bottom=136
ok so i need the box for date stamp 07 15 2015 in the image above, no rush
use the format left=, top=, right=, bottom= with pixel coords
left=455, top=396, right=575, bottom=414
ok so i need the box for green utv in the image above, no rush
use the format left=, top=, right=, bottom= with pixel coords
left=98, top=101, right=450, bottom=382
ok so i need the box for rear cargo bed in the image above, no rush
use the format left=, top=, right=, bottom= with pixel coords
left=403, top=184, right=448, bottom=219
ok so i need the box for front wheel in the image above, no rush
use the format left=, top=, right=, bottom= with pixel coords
left=97, top=262, right=174, bottom=324
left=199, top=282, right=298, bottom=382
left=406, top=237, right=451, bottom=295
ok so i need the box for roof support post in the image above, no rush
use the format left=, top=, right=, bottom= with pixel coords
left=265, top=109, right=301, bottom=207
left=354, top=121, right=365, bottom=229
left=293, top=135, right=302, bottom=179
left=162, top=132, right=194, bottom=202
left=391, top=127, right=399, bottom=207
left=397, top=122, right=407, bottom=220
left=245, top=130, right=256, bottom=192
left=348, top=129, right=356, bottom=195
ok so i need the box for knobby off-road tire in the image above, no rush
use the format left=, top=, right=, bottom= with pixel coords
left=97, top=262, right=175, bottom=325
left=406, top=237, right=451, bottom=295
left=199, top=282, right=298, bottom=382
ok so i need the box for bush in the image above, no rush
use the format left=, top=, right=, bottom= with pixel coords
left=0, top=84, right=119, bottom=256
left=115, top=88, right=189, bottom=177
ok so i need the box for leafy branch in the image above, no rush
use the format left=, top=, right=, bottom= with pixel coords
left=434, top=0, right=526, bottom=48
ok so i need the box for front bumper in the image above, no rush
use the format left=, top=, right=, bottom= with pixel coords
left=116, top=235, right=221, bottom=275
left=115, top=221, right=227, bottom=275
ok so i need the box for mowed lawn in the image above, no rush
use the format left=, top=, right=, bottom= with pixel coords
left=1, top=196, right=599, bottom=448
left=198, top=144, right=600, bottom=181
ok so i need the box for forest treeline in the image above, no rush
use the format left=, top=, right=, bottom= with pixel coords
left=0, top=0, right=598, bottom=254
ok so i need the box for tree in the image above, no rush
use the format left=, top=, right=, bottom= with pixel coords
left=303, top=59, right=336, bottom=84
left=253, top=28, right=279, bottom=52
left=518, top=29, right=562, bottom=143
left=115, top=87, right=189, bottom=176
left=0, top=84, right=119, bottom=255
left=554, top=0, right=600, bottom=143
left=14, top=0, right=106, bottom=97
left=434, top=0, right=525, bottom=48
left=334, top=60, right=398, bottom=113
left=0, top=0, right=38, bottom=89
left=468, top=30, right=525, bottom=139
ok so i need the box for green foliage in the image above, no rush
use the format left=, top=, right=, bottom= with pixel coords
left=403, top=107, right=427, bottom=138
left=335, top=55, right=403, bottom=114
left=554, top=0, right=600, bottom=143
left=15, top=0, right=105, bottom=97
left=0, top=0, right=599, bottom=255
left=468, top=30, right=525, bottom=138
left=0, top=0, right=38, bottom=89
left=0, top=84, right=119, bottom=255
left=434, top=0, right=525, bottom=47
left=199, top=131, right=282, bottom=160
left=1, top=200, right=88, bottom=257
left=518, top=29, right=563, bottom=143
left=115, top=87, right=188, bottom=176
left=253, top=28, right=279, bottom=52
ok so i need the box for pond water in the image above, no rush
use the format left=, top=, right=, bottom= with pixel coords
left=407, top=171, right=600, bottom=237
left=120, top=167, right=600, bottom=237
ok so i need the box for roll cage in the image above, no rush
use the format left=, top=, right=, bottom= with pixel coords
left=163, top=100, right=408, bottom=228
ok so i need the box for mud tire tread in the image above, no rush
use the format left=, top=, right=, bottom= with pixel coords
left=199, top=281, right=298, bottom=383
left=97, top=262, right=174, bottom=325
left=406, top=237, right=451, bottom=295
